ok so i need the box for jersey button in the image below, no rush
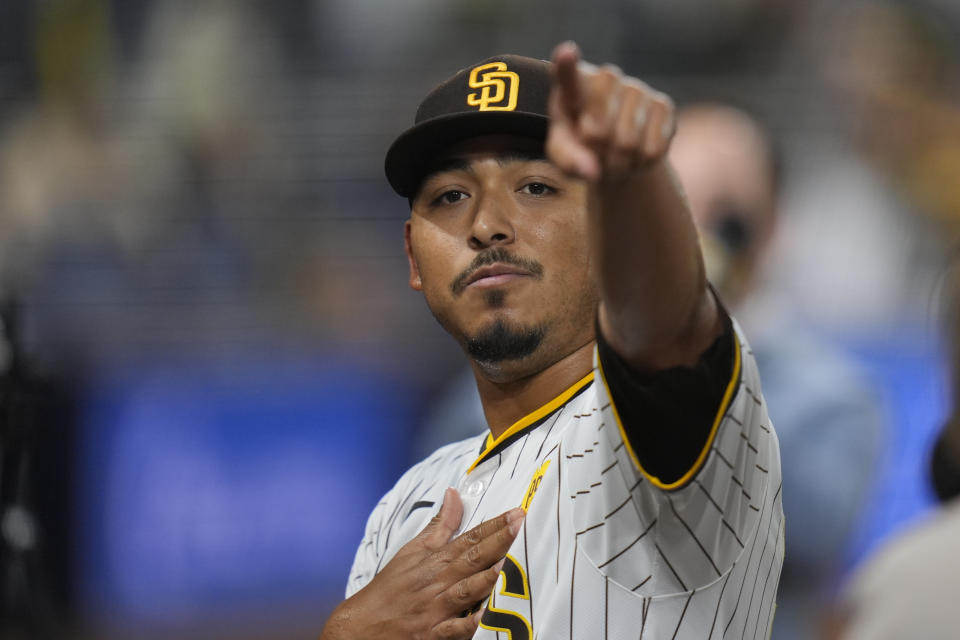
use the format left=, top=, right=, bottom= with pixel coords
left=464, top=479, right=485, bottom=498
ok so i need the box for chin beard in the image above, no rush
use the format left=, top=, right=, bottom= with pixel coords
left=465, top=320, right=545, bottom=366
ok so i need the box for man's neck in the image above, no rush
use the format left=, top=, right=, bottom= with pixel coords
left=472, top=340, right=596, bottom=440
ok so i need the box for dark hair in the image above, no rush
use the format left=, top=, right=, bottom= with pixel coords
left=931, top=245, right=960, bottom=502
left=675, top=98, right=784, bottom=200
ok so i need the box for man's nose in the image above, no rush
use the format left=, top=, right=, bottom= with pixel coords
left=468, top=194, right=516, bottom=249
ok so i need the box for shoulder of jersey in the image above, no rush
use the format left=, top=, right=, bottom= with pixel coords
left=391, top=432, right=488, bottom=490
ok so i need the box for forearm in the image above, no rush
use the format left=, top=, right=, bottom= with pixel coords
left=543, top=44, right=720, bottom=368
left=593, top=160, right=719, bottom=370
left=318, top=606, right=349, bottom=640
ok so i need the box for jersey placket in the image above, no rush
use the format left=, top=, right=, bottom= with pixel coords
left=456, top=454, right=501, bottom=533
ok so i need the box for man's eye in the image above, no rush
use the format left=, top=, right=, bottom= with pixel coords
left=435, top=190, right=469, bottom=205
left=520, top=182, right=554, bottom=196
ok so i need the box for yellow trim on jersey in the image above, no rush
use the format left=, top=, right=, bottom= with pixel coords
left=496, top=554, right=531, bottom=600
left=521, top=459, right=551, bottom=511
left=467, top=371, right=595, bottom=473
left=596, top=329, right=742, bottom=490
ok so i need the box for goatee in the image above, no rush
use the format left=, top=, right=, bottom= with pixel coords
left=466, top=320, right=544, bottom=365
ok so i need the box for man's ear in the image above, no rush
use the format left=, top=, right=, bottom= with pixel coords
left=404, top=220, right=423, bottom=291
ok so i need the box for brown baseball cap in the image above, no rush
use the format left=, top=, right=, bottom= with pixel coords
left=384, top=54, right=552, bottom=198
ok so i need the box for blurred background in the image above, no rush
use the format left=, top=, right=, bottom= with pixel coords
left=0, top=0, right=957, bottom=638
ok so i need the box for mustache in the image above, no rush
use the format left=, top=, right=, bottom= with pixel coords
left=450, top=248, right=544, bottom=296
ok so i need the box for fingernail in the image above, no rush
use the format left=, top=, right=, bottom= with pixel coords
left=507, top=508, right=525, bottom=535
left=494, top=558, right=506, bottom=573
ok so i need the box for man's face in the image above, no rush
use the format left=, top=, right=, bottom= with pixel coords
left=404, top=135, right=599, bottom=381
left=669, top=108, right=776, bottom=307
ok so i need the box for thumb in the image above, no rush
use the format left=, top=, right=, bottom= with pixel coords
left=419, top=487, right=464, bottom=550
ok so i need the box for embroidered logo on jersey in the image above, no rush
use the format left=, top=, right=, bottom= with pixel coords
left=521, top=459, right=550, bottom=511
left=479, top=554, right=531, bottom=639
left=467, top=62, right=519, bottom=111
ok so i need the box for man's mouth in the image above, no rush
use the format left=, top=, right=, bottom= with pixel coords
left=464, top=264, right=533, bottom=289
left=450, top=248, right=545, bottom=296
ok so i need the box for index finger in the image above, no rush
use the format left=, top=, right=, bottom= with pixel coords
left=551, top=41, right=583, bottom=121
left=451, top=507, right=525, bottom=551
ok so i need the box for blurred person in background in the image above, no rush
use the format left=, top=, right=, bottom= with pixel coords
left=669, top=103, right=883, bottom=640
left=825, top=262, right=960, bottom=640
left=775, top=0, right=960, bottom=572
left=0, top=1, right=118, bottom=637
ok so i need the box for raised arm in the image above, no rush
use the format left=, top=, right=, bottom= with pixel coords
left=545, top=42, right=723, bottom=371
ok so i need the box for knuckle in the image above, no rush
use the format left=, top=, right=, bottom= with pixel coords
left=464, top=527, right=483, bottom=545
left=599, top=63, right=622, bottom=78
left=439, top=583, right=464, bottom=610
left=456, top=578, right=470, bottom=602
left=418, top=515, right=442, bottom=539
left=497, top=526, right=515, bottom=548
left=466, top=543, right=482, bottom=565
left=623, top=76, right=646, bottom=92
left=633, top=101, right=650, bottom=126
left=580, top=116, right=609, bottom=143
left=430, top=548, right=454, bottom=568
left=433, top=619, right=471, bottom=640
left=622, top=83, right=645, bottom=105
left=450, top=580, right=479, bottom=611
left=651, top=93, right=675, bottom=119
left=662, top=112, right=677, bottom=140
left=582, top=127, right=606, bottom=146
left=644, top=136, right=668, bottom=160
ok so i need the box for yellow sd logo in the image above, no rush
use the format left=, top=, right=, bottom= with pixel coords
left=467, top=62, right=519, bottom=111
left=521, top=459, right=550, bottom=511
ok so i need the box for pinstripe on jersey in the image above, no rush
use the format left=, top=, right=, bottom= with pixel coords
left=347, top=321, right=784, bottom=639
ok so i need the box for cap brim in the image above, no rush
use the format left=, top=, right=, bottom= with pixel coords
left=384, top=111, right=549, bottom=198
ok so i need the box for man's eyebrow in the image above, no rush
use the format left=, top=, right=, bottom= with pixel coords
left=422, top=157, right=472, bottom=180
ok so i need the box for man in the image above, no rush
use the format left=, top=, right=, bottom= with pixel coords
left=320, top=43, right=783, bottom=639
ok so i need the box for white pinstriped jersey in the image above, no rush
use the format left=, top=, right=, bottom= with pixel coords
left=347, top=321, right=784, bottom=639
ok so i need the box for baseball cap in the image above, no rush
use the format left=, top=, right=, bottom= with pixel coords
left=385, top=54, right=552, bottom=198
